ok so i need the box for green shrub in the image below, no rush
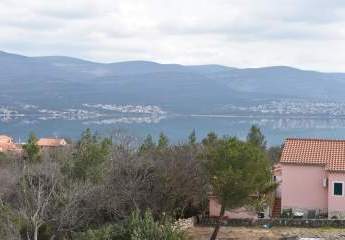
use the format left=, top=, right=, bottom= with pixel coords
left=72, top=210, right=189, bottom=240
left=128, top=210, right=161, bottom=240
left=129, top=210, right=189, bottom=240
left=72, top=225, right=115, bottom=240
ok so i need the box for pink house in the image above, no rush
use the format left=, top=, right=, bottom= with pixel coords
left=277, top=138, right=345, bottom=219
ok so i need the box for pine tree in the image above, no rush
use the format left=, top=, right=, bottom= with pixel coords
left=188, top=129, right=197, bottom=145
left=139, top=134, right=156, bottom=153
left=246, top=125, right=267, bottom=150
left=205, top=137, right=272, bottom=240
left=23, top=132, right=40, bottom=163
left=158, top=132, right=169, bottom=149
left=68, top=129, right=112, bottom=182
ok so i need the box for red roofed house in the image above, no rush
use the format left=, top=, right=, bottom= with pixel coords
left=37, top=138, right=67, bottom=148
left=276, top=138, right=345, bottom=219
left=0, top=135, right=20, bottom=152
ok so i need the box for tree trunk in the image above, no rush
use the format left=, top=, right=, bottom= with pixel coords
left=209, top=205, right=225, bottom=240
left=34, top=225, right=38, bottom=240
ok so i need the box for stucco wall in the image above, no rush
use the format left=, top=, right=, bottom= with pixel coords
left=328, top=173, right=345, bottom=218
left=281, top=164, right=328, bottom=212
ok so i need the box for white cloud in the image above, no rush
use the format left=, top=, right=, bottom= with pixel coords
left=0, top=0, right=344, bottom=71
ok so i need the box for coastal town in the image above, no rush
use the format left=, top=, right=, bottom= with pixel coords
left=223, top=100, right=345, bottom=116
left=1, top=0, right=345, bottom=239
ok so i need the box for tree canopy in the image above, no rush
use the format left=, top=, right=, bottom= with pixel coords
left=22, top=132, right=40, bottom=163
left=246, top=125, right=267, bottom=150
left=204, top=136, right=272, bottom=240
left=157, top=132, right=169, bottom=149
left=139, top=134, right=156, bottom=153
left=67, top=128, right=112, bottom=183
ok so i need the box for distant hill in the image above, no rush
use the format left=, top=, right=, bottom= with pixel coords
left=1, top=50, right=345, bottom=113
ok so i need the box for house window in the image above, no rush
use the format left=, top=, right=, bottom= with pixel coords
left=333, top=182, right=343, bottom=196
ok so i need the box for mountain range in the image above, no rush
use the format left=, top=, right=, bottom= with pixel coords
left=1, top=50, right=345, bottom=114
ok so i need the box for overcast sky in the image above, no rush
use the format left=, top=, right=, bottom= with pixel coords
left=1, top=0, right=345, bottom=71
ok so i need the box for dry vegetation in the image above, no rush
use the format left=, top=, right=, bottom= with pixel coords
left=188, top=226, right=345, bottom=240
left=0, top=127, right=277, bottom=240
left=0, top=130, right=209, bottom=239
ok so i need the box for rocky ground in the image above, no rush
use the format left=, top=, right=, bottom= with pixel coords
left=187, top=226, right=345, bottom=240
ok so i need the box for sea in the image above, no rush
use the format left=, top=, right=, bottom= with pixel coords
left=2, top=114, right=345, bottom=146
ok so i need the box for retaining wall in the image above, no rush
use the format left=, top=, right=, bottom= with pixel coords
left=198, top=217, right=345, bottom=228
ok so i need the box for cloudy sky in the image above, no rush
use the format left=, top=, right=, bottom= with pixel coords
left=1, top=0, right=345, bottom=71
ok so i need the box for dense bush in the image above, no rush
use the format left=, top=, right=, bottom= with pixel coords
left=73, top=210, right=190, bottom=240
left=72, top=225, right=116, bottom=240
left=0, top=201, right=21, bottom=239
left=0, top=129, right=205, bottom=239
left=0, top=126, right=273, bottom=240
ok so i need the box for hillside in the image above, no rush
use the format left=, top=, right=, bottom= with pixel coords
left=1, top=51, right=345, bottom=114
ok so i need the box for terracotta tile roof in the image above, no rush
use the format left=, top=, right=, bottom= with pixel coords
left=0, top=135, right=13, bottom=144
left=0, top=135, right=21, bottom=152
left=280, top=138, right=345, bottom=172
left=37, top=138, right=67, bottom=147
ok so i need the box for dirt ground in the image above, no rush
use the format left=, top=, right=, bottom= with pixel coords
left=187, top=226, right=345, bottom=240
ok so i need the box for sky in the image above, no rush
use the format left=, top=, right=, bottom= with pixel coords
left=0, top=0, right=345, bottom=71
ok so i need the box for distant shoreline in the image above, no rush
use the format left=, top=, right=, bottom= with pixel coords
left=3, top=113, right=345, bottom=120
left=189, top=114, right=345, bottom=119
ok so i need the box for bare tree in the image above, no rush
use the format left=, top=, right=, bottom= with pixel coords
left=149, top=144, right=208, bottom=218
left=14, top=160, right=60, bottom=240
left=51, top=181, right=99, bottom=239
left=100, top=152, right=155, bottom=220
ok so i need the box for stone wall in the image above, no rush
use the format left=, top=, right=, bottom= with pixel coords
left=328, top=211, right=345, bottom=219
left=198, top=217, right=345, bottom=228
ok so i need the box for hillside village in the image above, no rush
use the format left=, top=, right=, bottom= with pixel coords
left=0, top=104, right=168, bottom=128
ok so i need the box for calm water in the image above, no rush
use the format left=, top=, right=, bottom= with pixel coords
left=2, top=115, right=345, bottom=146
